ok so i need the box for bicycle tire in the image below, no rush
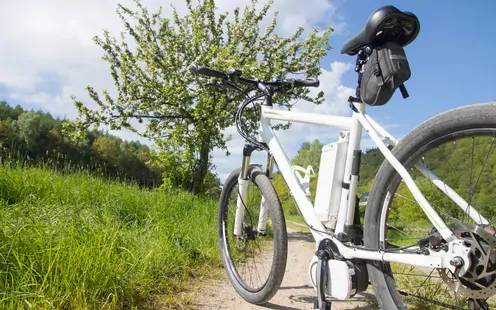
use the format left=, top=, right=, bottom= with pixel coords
left=364, top=102, right=496, bottom=309
left=218, top=166, right=288, bottom=304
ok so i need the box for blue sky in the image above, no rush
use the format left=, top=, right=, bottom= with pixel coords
left=331, top=0, right=496, bottom=138
left=0, top=0, right=495, bottom=180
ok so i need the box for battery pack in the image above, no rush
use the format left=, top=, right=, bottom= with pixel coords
left=314, top=133, right=349, bottom=228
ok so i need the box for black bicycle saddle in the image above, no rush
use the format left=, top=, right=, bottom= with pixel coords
left=341, top=5, right=420, bottom=55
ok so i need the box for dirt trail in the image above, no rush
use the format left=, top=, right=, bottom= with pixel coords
left=193, top=226, right=376, bottom=310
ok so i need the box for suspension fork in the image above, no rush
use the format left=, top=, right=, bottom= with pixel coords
left=235, top=93, right=275, bottom=236
left=234, top=144, right=258, bottom=236
left=257, top=154, right=275, bottom=233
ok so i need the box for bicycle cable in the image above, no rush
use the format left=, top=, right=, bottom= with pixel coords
left=289, top=195, right=420, bottom=253
left=235, top=93, right=270, bottom=153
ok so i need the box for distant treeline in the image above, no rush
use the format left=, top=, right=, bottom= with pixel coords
left=275, top=137, right=496, bottom=225
left=0, top=101, right=164, bottom=187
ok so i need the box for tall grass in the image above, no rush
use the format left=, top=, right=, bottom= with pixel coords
left=0, top=162, right=221, bottom=309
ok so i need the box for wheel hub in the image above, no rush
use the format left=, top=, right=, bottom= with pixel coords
left=439, top=222, right=496, bottom=299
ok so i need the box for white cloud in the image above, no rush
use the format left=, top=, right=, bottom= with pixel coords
left=214, top=0, right=344, bottom=35
left=0, top=0, right=341, bottom=99
left=0, top=0, right=348, bottom=179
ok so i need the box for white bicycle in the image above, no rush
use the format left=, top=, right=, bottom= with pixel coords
left=192, top=5, right=496, bottom=310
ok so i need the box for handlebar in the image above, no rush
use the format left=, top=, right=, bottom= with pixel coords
left=190, top=63, right=320, bottom=93
left=292, top=78, right=319, bottom=88
left=190, top=64, right=226, bottom=79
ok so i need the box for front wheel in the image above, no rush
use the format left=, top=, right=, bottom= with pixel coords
left=364, top=102, right=496, bottom=309
left=218, top=166, right=288, bottom=304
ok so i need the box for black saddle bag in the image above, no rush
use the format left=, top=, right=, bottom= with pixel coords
left=359, top=42, right=411, bottom=106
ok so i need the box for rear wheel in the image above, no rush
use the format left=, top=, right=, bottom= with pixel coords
left=218, top=166, right=288, bottom=304
left=365, top=102, right=496, bottom=309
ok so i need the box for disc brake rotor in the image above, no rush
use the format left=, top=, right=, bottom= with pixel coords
left=438, top=222, right=496, bottom=299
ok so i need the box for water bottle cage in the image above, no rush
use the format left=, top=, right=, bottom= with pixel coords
left=291, top=165, right=315, bottom=197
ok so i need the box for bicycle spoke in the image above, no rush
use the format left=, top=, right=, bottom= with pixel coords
left=465, top=138, right=475, bottom=222
left=224, top=174, right=279, bottom=293
left=433, top=145, right=487, bottom=218
left=383, top=131, right=496, bottom=309
left=453, top=140, right=474, bottom=223
left=252, top=240, right=268, bottom=284
left=421, top=155, right=437, bottom=212
left=394, top=272, right=442, bottom=279
left=414, top=268, right=435, bottom=296
left=465, top=137, right=495, bottom=224
left=388, top=208, right=410, bottom=227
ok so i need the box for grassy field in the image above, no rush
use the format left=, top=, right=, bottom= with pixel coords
left=0, top=162, right=221, bottom=309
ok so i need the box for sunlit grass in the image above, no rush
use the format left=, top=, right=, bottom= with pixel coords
left=0, top=162, right=221, bottom=309
left=391, top=263, right=467, bottom=310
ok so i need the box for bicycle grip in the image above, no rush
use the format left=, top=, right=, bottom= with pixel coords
left=293, top=77, right=320, bottom=88
left=190, top=64, right=226, bottom=79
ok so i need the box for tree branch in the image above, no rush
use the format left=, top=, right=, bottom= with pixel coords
left=110, top=113, right=190, bottom=120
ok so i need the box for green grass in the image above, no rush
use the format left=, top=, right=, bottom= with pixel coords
left=284, top=213, right=305, bottom=225
left=0, top=162, right=221, bottom=309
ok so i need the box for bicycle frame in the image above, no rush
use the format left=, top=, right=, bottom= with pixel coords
left=233, top=99, right=486, bottom=274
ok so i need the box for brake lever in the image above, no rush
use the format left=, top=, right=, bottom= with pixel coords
left=277, top=84, right=298, bottom=97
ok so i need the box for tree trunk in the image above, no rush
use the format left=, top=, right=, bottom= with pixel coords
left=190, top=137, right=210, bottom=194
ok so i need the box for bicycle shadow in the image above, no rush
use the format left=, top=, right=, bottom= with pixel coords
left=262, top=285, right=377, bottom=310
left=261, top=295, right=376, bottom=310
left=278, top=284, right=313, bottom=290
left=286, top=230, right=314, bottom=243
left=259, top=303, right=303, bottom=310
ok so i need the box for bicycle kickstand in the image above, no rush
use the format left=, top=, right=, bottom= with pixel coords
left=314, top=239, right=333, bottom=310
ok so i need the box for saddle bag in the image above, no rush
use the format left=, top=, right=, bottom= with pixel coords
left=359, top=41, right=411, bottom=106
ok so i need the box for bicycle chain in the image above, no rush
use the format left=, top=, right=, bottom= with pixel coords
left=398, top=290, right=466, bottom=310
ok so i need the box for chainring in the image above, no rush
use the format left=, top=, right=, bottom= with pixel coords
left=438, top=222, right=496, bottom=299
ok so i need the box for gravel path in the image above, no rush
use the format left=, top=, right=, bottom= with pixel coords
left=193, top=226, right=376, bottom=310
